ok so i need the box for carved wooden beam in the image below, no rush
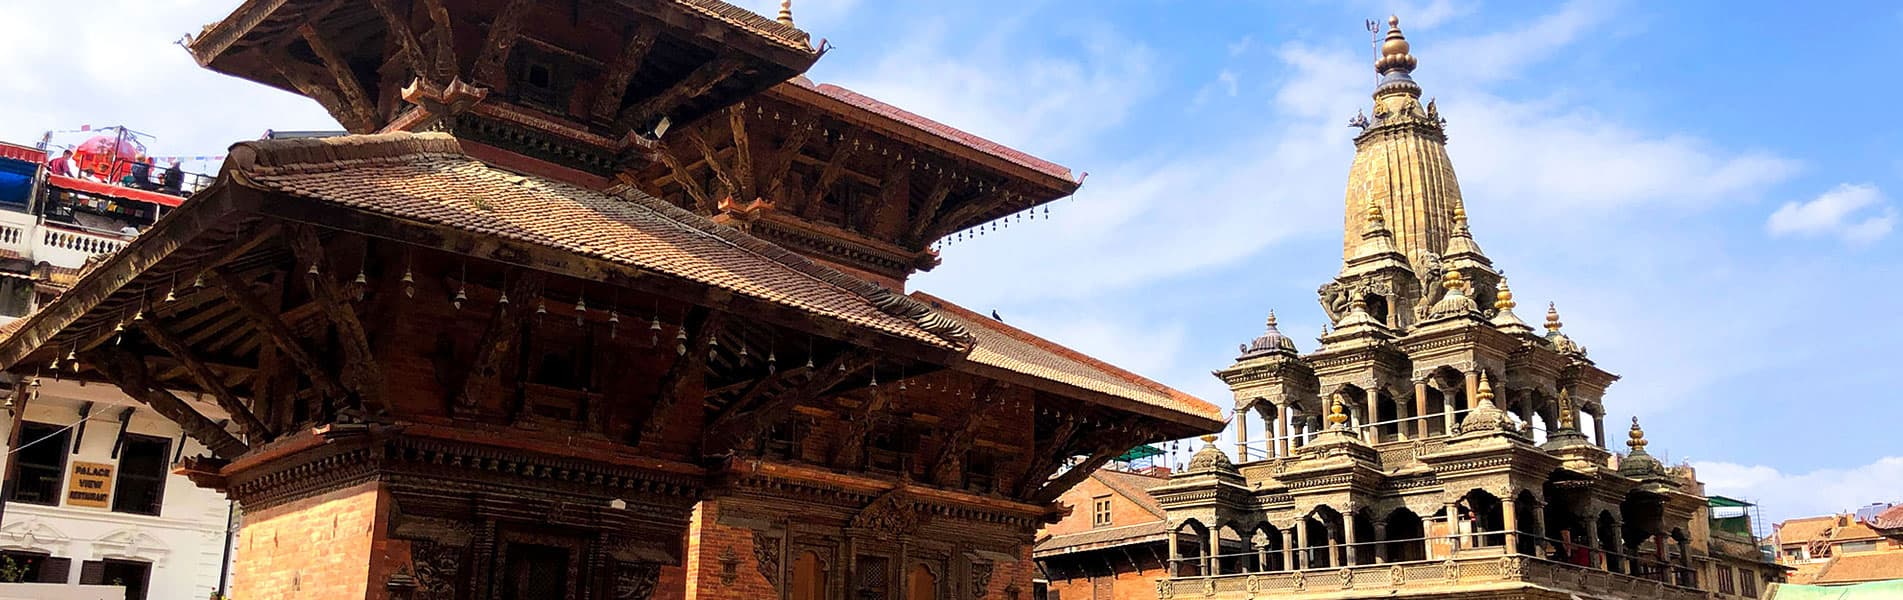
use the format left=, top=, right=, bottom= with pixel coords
left=132, top=319, right=273, bottom=440
left=729, top=104, right=756, bottom=202
left=1031, top=431, right=1146, bottom=504
left=270, top=55, right=378, bottom=133
left=84, top=346, right=247, bottom=460
left=686, top=131, right=738, bottom=203
left=471, top=0, right=534, bottom=87
left=618, top=57, right=744, bottom=131
left=704, top=351, right=868, bottom=454
left=926, top=191, right=1014, bottom=243
left=367, top=0, right=430, bottom=78
left=802, top=131, right=862, bottom=218
left=926, top=382, right=999, bottom=487
left=866, top=161, right=908, bottom=236
left=632, top=309, right=725, bottom=444
left=657, top=145, right=712, bottom=212
left=416, top=0, right=457, bottom=81
left=210, top=269, right=351, bottom=409
left=287, top=227, right=386, bottom=414
left=1013, top=416, right=1081, bottom=497
left=591, top=23, right=659, bottom=120
left=453, top=271, right=543, bottom=413
left=906, top=178, right=954, bottom=245
left=298, top=25, right=380, bottom=133
left=762, top=122, right=816, bottom=200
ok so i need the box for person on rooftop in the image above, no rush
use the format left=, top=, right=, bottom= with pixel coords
left=161, top=159, right=183, bottom=194
left=129, top=160, right=154, bottom=190
left=45, top=149, right=74, bottom=177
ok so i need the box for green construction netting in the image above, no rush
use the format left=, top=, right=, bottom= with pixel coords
left=1769, top=580, right=1903, bottom=600
left=1115, top=445, right=1165, bottom=461
left=1709, top=495, right=1755, bottom=508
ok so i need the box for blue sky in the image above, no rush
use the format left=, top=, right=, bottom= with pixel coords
left=1, top=0, right=1898, bottom=525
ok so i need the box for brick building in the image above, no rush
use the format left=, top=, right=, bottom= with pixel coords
left=1032, top=457, right=1175, bottom=600
left=0, top=1, right=1224, bottom=599
left=1772, top=505, right=1903, bottom=586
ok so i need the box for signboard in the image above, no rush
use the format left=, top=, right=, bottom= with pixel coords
left=66, top=462, right=114, bottom=508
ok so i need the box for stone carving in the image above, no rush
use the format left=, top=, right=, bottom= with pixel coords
left=1201, top=577, right=1216, bottom=597
left=1340, top=567, right=1355, bottom=588
left=1244, top=574, right=1260, bottom=595
left=970, top=560, right=994, bottom=598
left=1156, top=578, right=1173, bottom=599
left=1500, top=556, right=1523, bottom=579
left=752, top=531, right=781, bottom=589
left=1291, top=570, right=1305, bottom=590
left=612, top=561, right=661, bottom=600
left=1390, top=565, right=1405, bottom=586
left=409, top=541, right=462, bottom=600
left=719, top=545, right=741, bottom=585
left=1442, top=558, right=1460, bottom=582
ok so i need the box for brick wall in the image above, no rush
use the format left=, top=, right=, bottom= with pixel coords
left=680, top=500, right=778, bottom=600
left=1043, top=564, right=1168, bottom=600
left=231, top=480, right=390, bottom=600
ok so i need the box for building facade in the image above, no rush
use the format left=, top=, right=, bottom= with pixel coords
left=1150, top=16, right=1780, bottom=600
left=1770, top=505, right=1903, bottom=586
left=1033, top=456, right=1175, bottom=600
left=0, top=1, right=1225, bottom=600
left=0, top=379, right=236, bottom=600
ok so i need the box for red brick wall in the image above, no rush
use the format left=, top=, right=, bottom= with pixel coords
left=1043, top=473, right=1166, bottom=538
left=681, top=500, right=778, bottom=600
left=233, top=480, right=391, bottom=600
left=1044, top=565, right=1168, bottom=600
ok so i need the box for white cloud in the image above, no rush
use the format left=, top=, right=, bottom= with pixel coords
left=1693, top=457, right=1903, bottom=526
left=1767, top=183, right=1896, bottom=244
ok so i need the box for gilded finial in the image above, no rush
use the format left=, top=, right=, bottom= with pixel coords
left=1545, top=302, right=1563, bottom=332
left=777, top=0, right=794, bottom=27
left=1200, top=433, right=1220, bottom=445
left=1475, top=372, right=1494, bottom=405
left=1442, top=270, right=1465, bottom=290
left=1266, top=310, right=1278, bottom=328
left=1453, top=204, right=1469, bottom=227
left=1327, top=393, right=1349, bottom=425
left=1376, top=15, right=1417, bottom=74
left=1366, top=196, right=1385, bottom=223
left=1627, top=416, right=1648, bottom=450
left=1495, top=278, right=1516, bottom=310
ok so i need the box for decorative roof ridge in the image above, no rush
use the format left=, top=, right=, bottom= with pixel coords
left=673, top=0, right=815, bottom=52
left=227, top=132, right=976, bottom=351
left=909, top=290, right=1217, bottom=420
left=790, top=79, right=1078, bottom=184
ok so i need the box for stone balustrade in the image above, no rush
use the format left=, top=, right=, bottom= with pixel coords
left=1157, top=552, right=1708, bottom=600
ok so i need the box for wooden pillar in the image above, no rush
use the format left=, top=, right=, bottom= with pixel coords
left=1236, top=408, right=1250, bottom=461
left=1413, top=381, right=1429, bottom=439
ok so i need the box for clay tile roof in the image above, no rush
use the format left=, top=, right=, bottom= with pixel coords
left=910, top=292, right=1222, bottom=427
left=1812, top=552, right=1903, bottom=585
left=227, top=132, right=970, bottom=350
left=0, top=319, right=26, bottom=338
left=672, top=0, right=813, bottom=52
left=1871, top=505, right=1903, bottom=531
left=793, top=79, right=1076, bottom=183
left=1033, top=520, right=1170, bottom=556
left=1092, top=469, right=1168, bottom=519
left=0, top=142, right=44, bottom=164
left=1779, top=516, right=1841, bottom=544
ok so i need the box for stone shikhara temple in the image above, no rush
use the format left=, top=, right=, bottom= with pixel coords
left=0, top=1, right=1224, bottom=598
left=1151, top=17, right=1780, bottom=600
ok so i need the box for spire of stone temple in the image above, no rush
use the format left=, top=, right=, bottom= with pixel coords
left=778, top=0, right=795, bottom=27
left=1340, top=15, right=1467, bottom=273
left=1443, top=204, right=1492, bottom=268
left=1428, top=271, right=1479, bottom=319
left=1545, top=302, right=1584, bottom=354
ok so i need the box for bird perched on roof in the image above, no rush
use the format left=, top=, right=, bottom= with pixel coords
left=991, top=310, right=1004, bottom=322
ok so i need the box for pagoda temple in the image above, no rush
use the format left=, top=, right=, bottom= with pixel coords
left=0, top=1, right=1222, bottom=599
left=1148, top=17, right=1781, bottom=600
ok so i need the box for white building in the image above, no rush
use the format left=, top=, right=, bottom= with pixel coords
left=0, top=378, right=235, bottom=600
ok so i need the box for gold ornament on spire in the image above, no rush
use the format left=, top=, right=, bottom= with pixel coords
left=777, top=0, right=795, bottom=27
left=1545, top=302, right=1563, bottom=332
left=1495, top=278, right=1517, bottom=310
left=1200, top=433, right=1220, bottom=445
left=1442, top=270, right=1465, bottom=290
left=1328, top=393, right=1350, bottom=426
left=1475, top=372, right=1495, bottom=405
left=1376, top=15, right=1418, bottom=75
left=1627, top=416, right=1648, bottom=450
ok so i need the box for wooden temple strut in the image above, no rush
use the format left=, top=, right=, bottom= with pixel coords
left=590, top=22, right=659, bottom=120
left=1013, top=416, right=1082, bottom=498
left=286, top=227, right=386, bottom=414
left=131, top=319, right=273, bottom=440
left=1030, top=431, right=1147, bottom=504
left=729, top=104, right=756, bottom=201
left=633, top=308, right=725, bottom=444
left=84, top=346, right=247, bottom=460
left=704, top=351, right=869, bottom=454
left=471, top=0, right=535, bottom=87
left=366, top=0, right=430, bottom=78
left=209, top=269, right=352, bottom=409
left=618, top=57, right=745, bottom=130
left=454, top=271, right=544, bottom=412
left=298, top=24, right=379, bottom=134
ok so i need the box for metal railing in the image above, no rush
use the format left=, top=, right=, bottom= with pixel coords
left=1160, top=531, right=1703, bottom=599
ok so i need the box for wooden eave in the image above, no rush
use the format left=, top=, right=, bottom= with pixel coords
left=941, top=358, right=1220, bottom=438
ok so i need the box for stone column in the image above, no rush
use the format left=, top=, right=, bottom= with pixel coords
left=1445, top=502, right=1461, bottom=553
left=1207, top=529, right=1221, bottom=575
left=1592, top=410, right=1606, bottom=447
left=1583, top=517, right=1602, bottom=569
left=1502, top=495, right=1519, bottom=552
left=1414, top=381, right=1429, bottom=439
left=1278, top=404, right=1292, bottom=456
left=1167, top=525, right=1180, bottom=575
left=1236, top=408, right=1250, bottom=461
left=1422, top=515, right=1438, bottom=560
left=1364, top=389, right=1380, bottom=443
left=1295, top=519, right=1310, bottom=570
left=1464, top=371, right=1481, bottom=407
left=1283, top=528, right=1297, bottom=572
left=1326, top=522, right=1342, bottom=568
left=1373, top=522, right=1389, bottom=564
left=1442, top=386, right=1458, bottom=436
left=1343, top=513, right=1359, bottom=566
